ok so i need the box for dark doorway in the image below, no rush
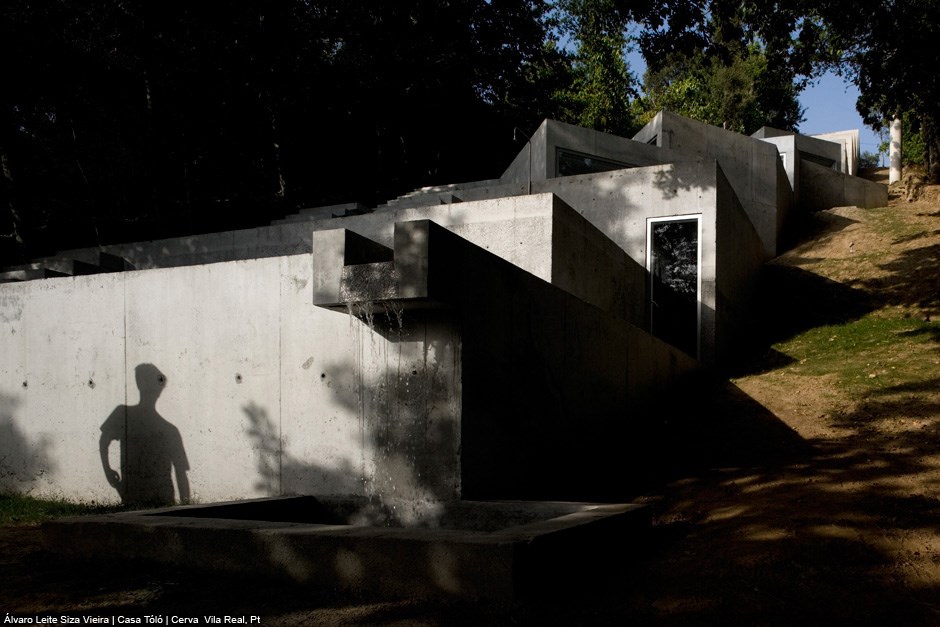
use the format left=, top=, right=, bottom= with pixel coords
left=648, top=217, right=700, bottom=357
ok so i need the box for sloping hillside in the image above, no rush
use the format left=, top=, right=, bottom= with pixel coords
left=615, top=169, right=940, bottom=625
left=1, top=171, right=938, bottom=625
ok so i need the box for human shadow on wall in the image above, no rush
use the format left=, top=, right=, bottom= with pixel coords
left=100, top=364, right=190, bottom=506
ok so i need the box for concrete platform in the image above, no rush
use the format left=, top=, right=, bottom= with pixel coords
left=43, top=495, right=649, bottom=602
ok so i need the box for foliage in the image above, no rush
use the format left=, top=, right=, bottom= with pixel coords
left=859, top=151, right=881, bottom=169
left=5, top=0, right=937, bottom=263
left=900, top=113, right=927, bottom=167
left=552, top=0, right=638, bottom=135
left=814, top=0, right=940, bottom=180
left=0, top=0, right=567, bottom=265
left=635, top=43, right=802, bottom=134
left=624, top=0, right=826, bottom=133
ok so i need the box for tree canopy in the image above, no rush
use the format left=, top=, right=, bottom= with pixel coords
left=814, top=0, right=940, bottom=179
left=0, top=0, right=570, bottom=264
left=2, top=0, right=935, bottom=265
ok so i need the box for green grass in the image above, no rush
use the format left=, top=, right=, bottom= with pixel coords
left=772, top=313, right=940, bottom=395
left=865, top=205, right=927, bottom=242
left=0, top=493, right=126, bottom=525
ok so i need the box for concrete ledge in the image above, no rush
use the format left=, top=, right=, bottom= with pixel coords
left=42, top=495, right=650, bottom=602
left=800, top=160, right=888, bottom=210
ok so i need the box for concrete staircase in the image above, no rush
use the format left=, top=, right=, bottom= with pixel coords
left=375, top=179, right=502, bottom=211
left=0, top=251, right=133, bottom=283
left=271, top=202, right=370, bottom=225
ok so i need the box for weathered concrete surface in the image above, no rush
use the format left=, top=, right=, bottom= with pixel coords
left=357, top=162, right=764, bottom=365
left=43, top=496, right=649, bottom=601
left=401, top=220, right=698, bottom=499
left=813, top=129, right=861, bottom=176
left=1, top=156, right=768, bottom=507
left=318, top=194, right=648, bottom=329
left=0, top=275, right=125, bottom=501
left=635, top=111, right=785, bottom=257
left=500, top=119, right=693, bottom=185
left=714, top=168, right=766, bottom=365
left=531, top=162, right=763, bottom=366
left=800, top=160, right=889, bottom=210
left=313, top=219, right=701, bottom=500
left=0, top=116, right=783, bottom=506
left=0, top=258, right=460, bottom=508
left=753, top=128, right=843, bottom=208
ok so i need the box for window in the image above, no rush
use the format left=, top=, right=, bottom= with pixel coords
left=646, top=215, right=701, bottom=358
left=556, top=149, right=632, bottom=177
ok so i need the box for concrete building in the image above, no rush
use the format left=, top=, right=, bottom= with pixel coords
left=0, top=112, right=887, bottom=513
left=752, top=126, right=879, bottom=211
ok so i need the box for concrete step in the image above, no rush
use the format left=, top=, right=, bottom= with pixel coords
left=0, top=268, right=69, bottom=282
left=378, top=193, right=463, bottom=211
left=272, top=202, right=369, bottom=225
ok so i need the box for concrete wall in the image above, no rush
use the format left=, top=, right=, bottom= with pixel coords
left=500, top=119, right=691, bottom=186
left=800, top=160, right=889, bottom=210
left=754, top=128, right=877, bottom=216
left=371, top=162, right=762, bottom=366
left=0, top=183, right=711, bottom=506
left=530, top=161, right=756, bottom=365
left=714, top=169, right=766, bottom=365
left=812, top=129, right=860, bottom=176
left=81, top=194, right=555, bottom=275
left=634, top=111, right=784, bottom=257
left=0, top=191, right=662, bottom=506
left=312, top=219, right=700, bottom=501
left=0, top=259, right=460, bottom=513
left=756, top=135, right=797, bottom=198
left=321, top=159, right=763, bottom=368
left=550, top=205, right=648, bottom=328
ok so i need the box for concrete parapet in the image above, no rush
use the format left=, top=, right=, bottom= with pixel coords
left=636, top=111, right=784, bottom=257
left=800, top=160, right=888, bottom=210
left=813, top=129, right=861, bottom=176
left=501, top=119, right=692, bottom=187
left=313, top=218, right=700, bottom=500
left=43, top=496, right=650, bottom=601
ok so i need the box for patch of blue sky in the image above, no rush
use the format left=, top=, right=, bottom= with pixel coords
left=624, top=46, right=885, bottom=164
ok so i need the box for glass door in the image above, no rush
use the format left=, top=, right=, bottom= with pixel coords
left=647, top=216, right=701, bottom=358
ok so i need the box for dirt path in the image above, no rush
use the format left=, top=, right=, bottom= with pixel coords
left=2, top=175, right=940, bottom=625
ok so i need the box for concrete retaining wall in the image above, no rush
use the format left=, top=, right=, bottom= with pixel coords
left=310, top=219, right=700, bottom=501
left=500, top=119, right=692, bottom=185
left=0, top=259, right=460, bottom=508
left=634, top=111, right=785, bottom=257
left=800, top=160, right=889, bottom=210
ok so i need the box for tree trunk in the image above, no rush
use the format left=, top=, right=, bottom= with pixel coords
left=921, top=115, right=940, bottom=184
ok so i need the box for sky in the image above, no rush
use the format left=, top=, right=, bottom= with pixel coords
left=626, top=50, right=885, bottom=165
left=799, top=71, right=884, bottom=163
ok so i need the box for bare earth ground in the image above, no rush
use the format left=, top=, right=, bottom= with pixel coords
left=2, top=169, right=940, bottom=625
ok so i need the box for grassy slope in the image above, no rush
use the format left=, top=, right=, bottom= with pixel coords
left=1, top=176, right=939, bottom=625
left=0, top=493, right=124, bottom=525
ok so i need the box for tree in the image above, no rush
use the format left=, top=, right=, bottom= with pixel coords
left=627, top=1, right=815, bottom=133
left=635, top=43, right=803, bottom=134
left=553, top=0, right=638, bottom=135
left=0, top=0, right=567, bottom=265
left=814, top=0, right=940, bottom=180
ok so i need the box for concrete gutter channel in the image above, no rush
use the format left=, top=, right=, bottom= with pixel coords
left=42, top=496, right=650, bottom=602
